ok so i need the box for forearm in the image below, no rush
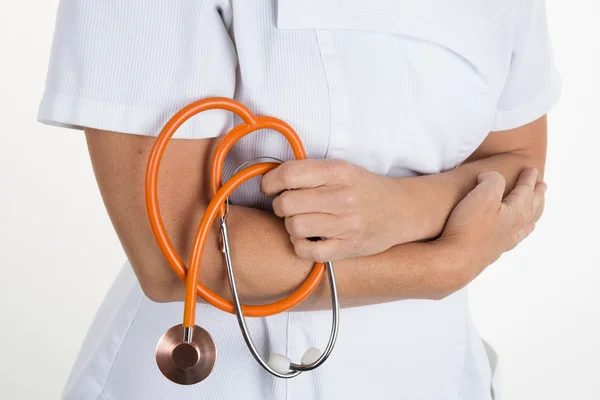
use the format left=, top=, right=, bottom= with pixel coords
left=160, top=203, right=468, bottom=310
left=403, top=117, right=548, bottom=240
left=407, top=152, right=543, bottom=239
left=86, top=129, right=464, bottom=309
left=87, top=127, right=509, bottom=310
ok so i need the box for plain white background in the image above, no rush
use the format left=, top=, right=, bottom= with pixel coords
left=1, top=1, right=598, bottom=399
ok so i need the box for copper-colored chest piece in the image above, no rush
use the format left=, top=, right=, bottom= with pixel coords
left=156, top=325, right=217, bottom=385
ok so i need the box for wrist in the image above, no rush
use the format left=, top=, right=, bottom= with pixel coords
left=396, top=173, right=462, bottom=240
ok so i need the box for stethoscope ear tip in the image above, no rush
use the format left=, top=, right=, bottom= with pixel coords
left=266, top=347, right=323, bottom=375
left=156, top=324, right=217, bottom=385
left=301, top=348, right=322, bottom=366
left=267, top=353, right=292, bottom=374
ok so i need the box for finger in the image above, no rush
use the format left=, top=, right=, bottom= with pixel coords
left=291, top=236, right=345, bottom=262
left=503, top=168, right=538, bottom=207
left=284, top=214, right=345, bottom=238
left=272, top=186, right=352, bottom=217
left=474, top=171, right=506, bottom=203
left=261, top=159, right=348, bottom=196
left=531, top=182, right=547, bottom=222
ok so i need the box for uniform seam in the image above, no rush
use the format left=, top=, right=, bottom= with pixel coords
left=493, top=0, right=526, bottom=20
left=97, top=292, right=145, bottom=400
left=312, top=30, right=334, bottom=160
left=285, top=312, right=290, bottom=400
left=456, top=315, right=470, bottom=399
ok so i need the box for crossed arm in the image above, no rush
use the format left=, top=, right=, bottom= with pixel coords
left=84, top=115, right=547, bottom=310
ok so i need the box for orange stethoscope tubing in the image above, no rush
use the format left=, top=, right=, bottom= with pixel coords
left=144, top=97, right=326, bottom=328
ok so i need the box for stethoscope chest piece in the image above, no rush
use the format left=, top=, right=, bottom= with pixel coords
left=156, top=324, right=217, bottom=385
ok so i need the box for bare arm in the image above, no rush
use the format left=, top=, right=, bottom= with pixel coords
left=84, top=117, right=545, bottom=310
left=261, top=117, right=548, bottom=259
left=404, top=115, right=548, bottom=240
left=84, top=129, right=464, bottom=309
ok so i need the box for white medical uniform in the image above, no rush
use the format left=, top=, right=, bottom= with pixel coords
left=38, top=0, right=561, bottom=399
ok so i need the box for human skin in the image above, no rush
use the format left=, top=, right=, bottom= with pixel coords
left=83, top=115, right=547, bottom=309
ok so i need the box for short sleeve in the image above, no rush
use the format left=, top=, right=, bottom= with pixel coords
left=38, top=0, right=238, bottom=139
left=491, top=0, right=561, bottom=131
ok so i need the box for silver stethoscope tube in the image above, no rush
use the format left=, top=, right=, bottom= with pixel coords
left=217, top=156, right=340, bottom=378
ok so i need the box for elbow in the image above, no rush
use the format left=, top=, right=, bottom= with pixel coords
left=425, top=268, right=472, bottom=301
left=140, top=282, right=177, bottom=303
left=427, top=285, right=466, bottom=301
left=426, top=288, right=456, bottom=301
left=133, top=264, right=180, bottom=303
left=427, top=287, right=463, bottom=301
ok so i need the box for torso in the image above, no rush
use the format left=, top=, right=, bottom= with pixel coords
left=63, top=0, right=523, bottom=398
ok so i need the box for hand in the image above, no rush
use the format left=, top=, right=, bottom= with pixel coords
left=440, top=168, right=547, bottom=272
left=260, top=159, right=407, bottom=262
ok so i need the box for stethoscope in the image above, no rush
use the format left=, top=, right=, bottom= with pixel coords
left=145, top=97, right=340, bottom=385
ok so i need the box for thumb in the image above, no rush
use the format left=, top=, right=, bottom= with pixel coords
left=473, top=171, right=506, bottom=203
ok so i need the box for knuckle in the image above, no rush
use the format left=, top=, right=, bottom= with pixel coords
left=285, top=216, right=304, bottom=236
left=274, top=192, right=293, bottom=216
left=344, top=192, right=359, bottom=207
left=336, top=188, right=358, bottom=207
left=280, top=163, right=296, bottom=187
left=330, top=159, right=351, bottom=178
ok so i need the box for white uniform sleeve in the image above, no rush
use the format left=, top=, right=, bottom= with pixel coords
left=491, top=0, right=561, bottom=131
left=38, top=0, right=237, bottom=139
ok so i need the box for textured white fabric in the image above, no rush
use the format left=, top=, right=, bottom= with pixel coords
left=38, top=0, right=561, bottom=399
